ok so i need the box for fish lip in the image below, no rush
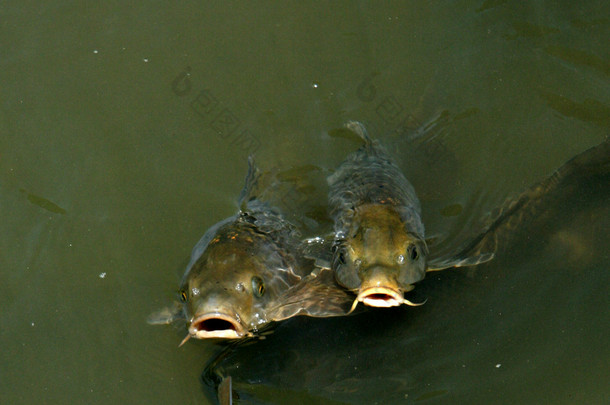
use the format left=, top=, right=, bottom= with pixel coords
left=357, top=286, right=404, bottom=308
left=188, top=313, right=247, bottom=339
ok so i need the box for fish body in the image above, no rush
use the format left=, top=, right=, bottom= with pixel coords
left=150, top=159, right=353, bottom=342
left=328, top=122, right=430, bottom=308
left=328, top=122, right=494, bottom=309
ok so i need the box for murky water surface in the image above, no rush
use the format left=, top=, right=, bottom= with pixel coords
left=1, top=1, right=608, bottom=404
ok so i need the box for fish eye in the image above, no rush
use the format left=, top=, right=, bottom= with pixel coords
left=179, top=289, right=187, bottom=302
left=251, top=276, right=265, bottom=298
left=409, top=245, right=419, bottom=261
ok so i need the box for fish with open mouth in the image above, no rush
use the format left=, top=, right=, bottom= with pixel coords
left=328, top=122, right=493, bottom=311
left=149, top=158, right=353, bottom=344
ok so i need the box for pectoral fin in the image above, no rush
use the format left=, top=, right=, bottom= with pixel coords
left=268, top=269, right=354, bottom=322
left=218, top=376, right=233, bottom=405
left=427, top=252, right=495, bottom=272
left=301, top=234, right=334, bottom=270
left=147, top=301, right=184, bottom=325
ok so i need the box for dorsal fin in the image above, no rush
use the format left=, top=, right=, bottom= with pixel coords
left=237, top=156, right=261, bottom=212
left=344, top=121, right=392, bottom=159
left=345, top=121, right=373, bottom=146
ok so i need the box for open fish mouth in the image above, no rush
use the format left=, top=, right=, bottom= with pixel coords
left=357, top=286, right=404, bottom=307
left=188, top=313, right=247, bottom=339
left=348, top=285, right=426, bottom=312
left=349, top=266, right=426, bottom=311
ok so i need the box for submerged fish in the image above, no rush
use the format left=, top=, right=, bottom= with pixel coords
left=454, top=137, right=610, bottom=260
left=149, top=158, right=353, bottom=343
left=328, top=122, right=492, bottom=310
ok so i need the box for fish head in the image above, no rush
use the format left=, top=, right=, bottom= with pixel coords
left=333, top=204, right=428, bottom=307
left=180, top=223, right=300, bottom=339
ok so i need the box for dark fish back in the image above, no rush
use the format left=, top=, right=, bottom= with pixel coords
left=328, top=122, right=423, bottom=237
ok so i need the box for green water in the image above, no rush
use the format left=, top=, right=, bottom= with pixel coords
left=1, top=1, right=608, bottom=404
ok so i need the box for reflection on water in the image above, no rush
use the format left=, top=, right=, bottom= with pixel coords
left=1, top=1, right=608, bottom=404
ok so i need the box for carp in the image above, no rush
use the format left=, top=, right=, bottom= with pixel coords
left=149, top=158, right=352, bottom=343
